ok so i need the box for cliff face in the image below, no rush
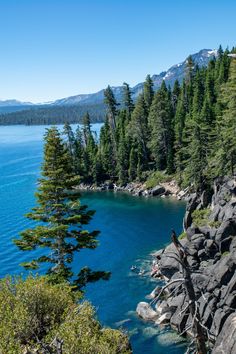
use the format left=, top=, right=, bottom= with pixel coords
left=137, top=177, right=236, bottom=353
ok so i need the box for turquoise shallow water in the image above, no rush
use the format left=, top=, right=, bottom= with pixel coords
left=0, top=125, right=186, bottom=353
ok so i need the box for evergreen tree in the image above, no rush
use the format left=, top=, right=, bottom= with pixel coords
left=128, top=94, right=149, bottom=172
left=14, top=127, right=109, bottom=288
left=63, top=122, right=75, bottom=161
left=74, top=125, right=85, bottom=176
left=104, top=85, right=118, bottom=130
left=174, top=82, right=187, bottom=183
left=123, top=82, right=134, bottom=114
left=172, top=80, right=181, bottom=112
left=213, top=57, right=236, bottom=176
left=117, top=133, right=129, bottom=185
left=99, top=117, right=116, bottom=179
left=182, top=69, right=211, bottom=190
left=80, top=112, right=97, bottom=182
left=128, top=146, right=138, bottom=181
left=148, top=81, right=174, bottom=173
left=82, top=112, right=92, bottom=147
left=143, top=74, right=154, bottom=111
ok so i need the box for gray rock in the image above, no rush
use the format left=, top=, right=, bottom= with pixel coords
left=151, top=185, right=165, bottom=196
left=212, top=313, right=236, bottom=354
left=136, top=302, right=159, bottom=321
left=198, top=249, right=208, bottom=261
left=210, top=308, right=232, bottom=339
left=152, top=249, right=164, bottom=259
left=198, top=292, right=212, bottom=318
left=204, top=239, right=219, bottom=256
left=200, top=189, right=212, bottom=208
left=187, top=255, right=199, bottom=268
left=159, top=243, right=180, bottom=278
left=202, top=297, right=217, bottom=328
left=215, top=219, right=236, bottom=244
left=220, top=236, right=233, bottom=253
left=198, top=225, right=212, bottom=237
left=167, top=293, right=185, bottom=309
left=185, top=243, right=198, bottom=256
left=191, top=233, right=206, bottom=248
left=220, top=271, right=236, bottom=301
left=206, top=254, right=236, bottom=291
left=186, top=226, right=200, bottom=239
left=155, top=312, right=172, bottom=325
left=155, top=300, right=168, bottom=314
left=170, top=301, right=189, bottom=332
left=184, top=194, right=199, bottom=229
left=191, top=273, right=209, bottom=293
left=209, top=204, right=221, bottom=221
left=224, top=290, right=236, bottom=308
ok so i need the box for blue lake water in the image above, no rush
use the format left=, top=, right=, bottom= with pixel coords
left=0, top=125, right=186, bottom=354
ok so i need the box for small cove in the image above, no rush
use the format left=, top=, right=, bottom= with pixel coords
left=0, top=125, right=187, bottom=353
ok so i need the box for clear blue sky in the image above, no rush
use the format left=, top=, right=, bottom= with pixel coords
left=0, top=0, right=235, bottom=103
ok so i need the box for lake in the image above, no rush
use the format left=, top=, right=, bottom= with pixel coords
left=0, top=124, right=186, bottom=354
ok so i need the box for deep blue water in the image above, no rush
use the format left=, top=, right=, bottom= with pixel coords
left=0, top=125, right=186, bottom=354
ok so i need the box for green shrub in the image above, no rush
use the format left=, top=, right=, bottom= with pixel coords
left=178, top=231, right=187, bottom=240
left=208, top=220, right=221, bottom=228
left=0, top=276, right=131, bottom=354
left=222, top=251, right=230, bottom=257
left=192, top=208, right=211, bottom=227
left=145, top=171, right=173, bottom=189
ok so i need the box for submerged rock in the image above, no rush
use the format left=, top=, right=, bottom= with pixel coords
left=136, top=302, right=159, bottom=321
left=157, top=331, right=186, bottom=346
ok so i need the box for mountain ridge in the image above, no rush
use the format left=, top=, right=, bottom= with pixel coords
left=0, top=48, right=217, bottom=111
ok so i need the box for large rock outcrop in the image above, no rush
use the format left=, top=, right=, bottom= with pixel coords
left=138, top=177, right=236, bottom=352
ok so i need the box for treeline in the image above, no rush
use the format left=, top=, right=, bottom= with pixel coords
left=60, top=46, right=236, bottom=192
left=0, top=103, right=105, bottom=125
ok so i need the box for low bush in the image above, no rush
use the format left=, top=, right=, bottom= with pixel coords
left=145, top=171, right=173, bottom=189
left=0, top=276, right=131, bottom=354
left=192, top=208, right=211, bottom=227
left=178, top=231, right=187, bottom=240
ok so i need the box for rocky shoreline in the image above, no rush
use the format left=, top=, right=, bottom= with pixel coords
left=136, top=177, right=236, bottom=353
left=78, top=180, right=189, bottom=200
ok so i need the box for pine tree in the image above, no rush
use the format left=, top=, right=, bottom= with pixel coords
left=104, top=86, right=118, bottom=164
left=74, top=125, right=85, bottom=176
left=63, top=122, right=76, bottom=161
left=82, top=112, right=92, bottom=147
left=148, top=81, right=174, bottom=172
left=128, top=146, right=138, bottom=181
left=123, top=82, right=134, bottom=114
left=128, top=94, right=149, bottom=172
left=214, top=57, right=236, bottom=176
left=182, top=69, right=211, bottom=190
left=143, top=74, right=154, bottom=111
left=99, top=117, right=116, bottom=179
left=174, top=82, right=187, bottom=183
left=117, top=133, right=129, bottom=185
left=81, top=113, right=97, bottom=182
left=93, top=149, right=106, bottom=184
left=14, top=127, right=109, bottom=288
left=172, top=80, right=181, bottom=113
left=104, top=85, right=118, bottom=130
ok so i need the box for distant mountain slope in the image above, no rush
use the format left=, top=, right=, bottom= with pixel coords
left=0, top=48, right=217, bottom=124
left=51, top=48, right=217, bottom=106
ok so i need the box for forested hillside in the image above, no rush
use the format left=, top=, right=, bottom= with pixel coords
left=0, top=103, right=105, bottom=125
left=60, top=46, right=236, bottom=192
left=0, top=49, right=216, bottom=125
